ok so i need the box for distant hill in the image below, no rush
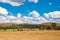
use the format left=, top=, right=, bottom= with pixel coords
left=0, top=22, right=60, bottom=26
left=0, top=22, right=60, bottom=30
left=41, top=22, right=60, bottom=26
left=0, top=23, right=18, bottom=27
left=41, top=22, right=53, bottom=25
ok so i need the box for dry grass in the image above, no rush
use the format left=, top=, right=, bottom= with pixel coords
left=0, top=30, right=60, bottom=40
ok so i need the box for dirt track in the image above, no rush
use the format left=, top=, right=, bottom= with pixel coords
left=0, top=31, right=60, bottom=40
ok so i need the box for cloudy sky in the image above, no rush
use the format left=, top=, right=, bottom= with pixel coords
left=0, top=0, right=60, bottom=24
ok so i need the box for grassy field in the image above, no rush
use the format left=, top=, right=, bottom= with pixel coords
left=0, top=30, right=60, bottom=40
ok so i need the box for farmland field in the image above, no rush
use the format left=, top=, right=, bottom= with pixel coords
left=0, top=30, right=60, bottom=40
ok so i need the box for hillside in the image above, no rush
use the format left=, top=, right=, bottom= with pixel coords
left=0, top=22, right=60, bottom=31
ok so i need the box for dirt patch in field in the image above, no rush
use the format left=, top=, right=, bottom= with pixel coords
left=0, top=30, right=60, bottom=40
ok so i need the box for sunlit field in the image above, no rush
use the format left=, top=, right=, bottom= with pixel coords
left=0, top=30, right=60, bottom=40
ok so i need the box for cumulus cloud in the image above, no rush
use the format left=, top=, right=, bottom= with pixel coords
left=48, top=11, right=60, bottom=18
left=29, top=11, right=40, bottom=18
left=17, top=13, right=22, bottom=19
left=44, top=11, right=60, bottom=18
left=28, top=0, right=38, bottom=3
left=44, top=13, right=49, bottom=18
left=0, top=16, right=6, bottom=21
left=0, top=7, right=47, bottom=24
left=22, top=10, right=47, bottom=24
left=1, top=7, right=60, bottom=24
left=0, top=0, right=38, bottom=6
left=0, top=9, right=48, bottom=24
left=0, top=0, right=25, bottom=6
left=7, top=16, right=16, bottom=20
left=0, top=7, right=8, bottom=16
left=44, top=11, right=60, bottom=23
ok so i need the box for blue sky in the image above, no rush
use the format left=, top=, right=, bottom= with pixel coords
left=0, top=0, right=60, bottom=16
left=0, top=0, right=60, bottom=24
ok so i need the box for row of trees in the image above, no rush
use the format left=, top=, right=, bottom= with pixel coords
left=19, top=23, right=60, bottom=30
left=0, top=23, right=60, bottom=31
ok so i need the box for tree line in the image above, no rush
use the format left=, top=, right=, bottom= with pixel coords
left=0, top=23, right=60, bottom=31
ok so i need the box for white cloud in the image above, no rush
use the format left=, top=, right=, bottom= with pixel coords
left=0, top=0, right=25, bottom=6
left=36, top=17, right=48, bottom=23
left=48, top=11, right=60, bottom=18
left=17, top=13, right=22, bottom=19
left=15, top=20, right=23, bottom=24
left=0, top=7, right=8, bottom=16
left=0, top=0, right=38, bottom=6
left=22, top=15, right=47, bottom=24
left=0, top=16, right=6, bottom=21
left=44, top=11, right=60, bottom=23
left=0, top=15, right=22, bottom=23
left=29, top=11, right=40, bottom=18
left=44, top=11, right=60, bottom=19
left=22, top=16, right=32, bottom=23
left=1, top=8, right=60, bottom=24
left=44, top=13, right=49, bottom=18
left=7, top=16, right=16, bottom=20
left=28, top=0, right=38, bottom=3
left=0, top=10, right=48, bottom=24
